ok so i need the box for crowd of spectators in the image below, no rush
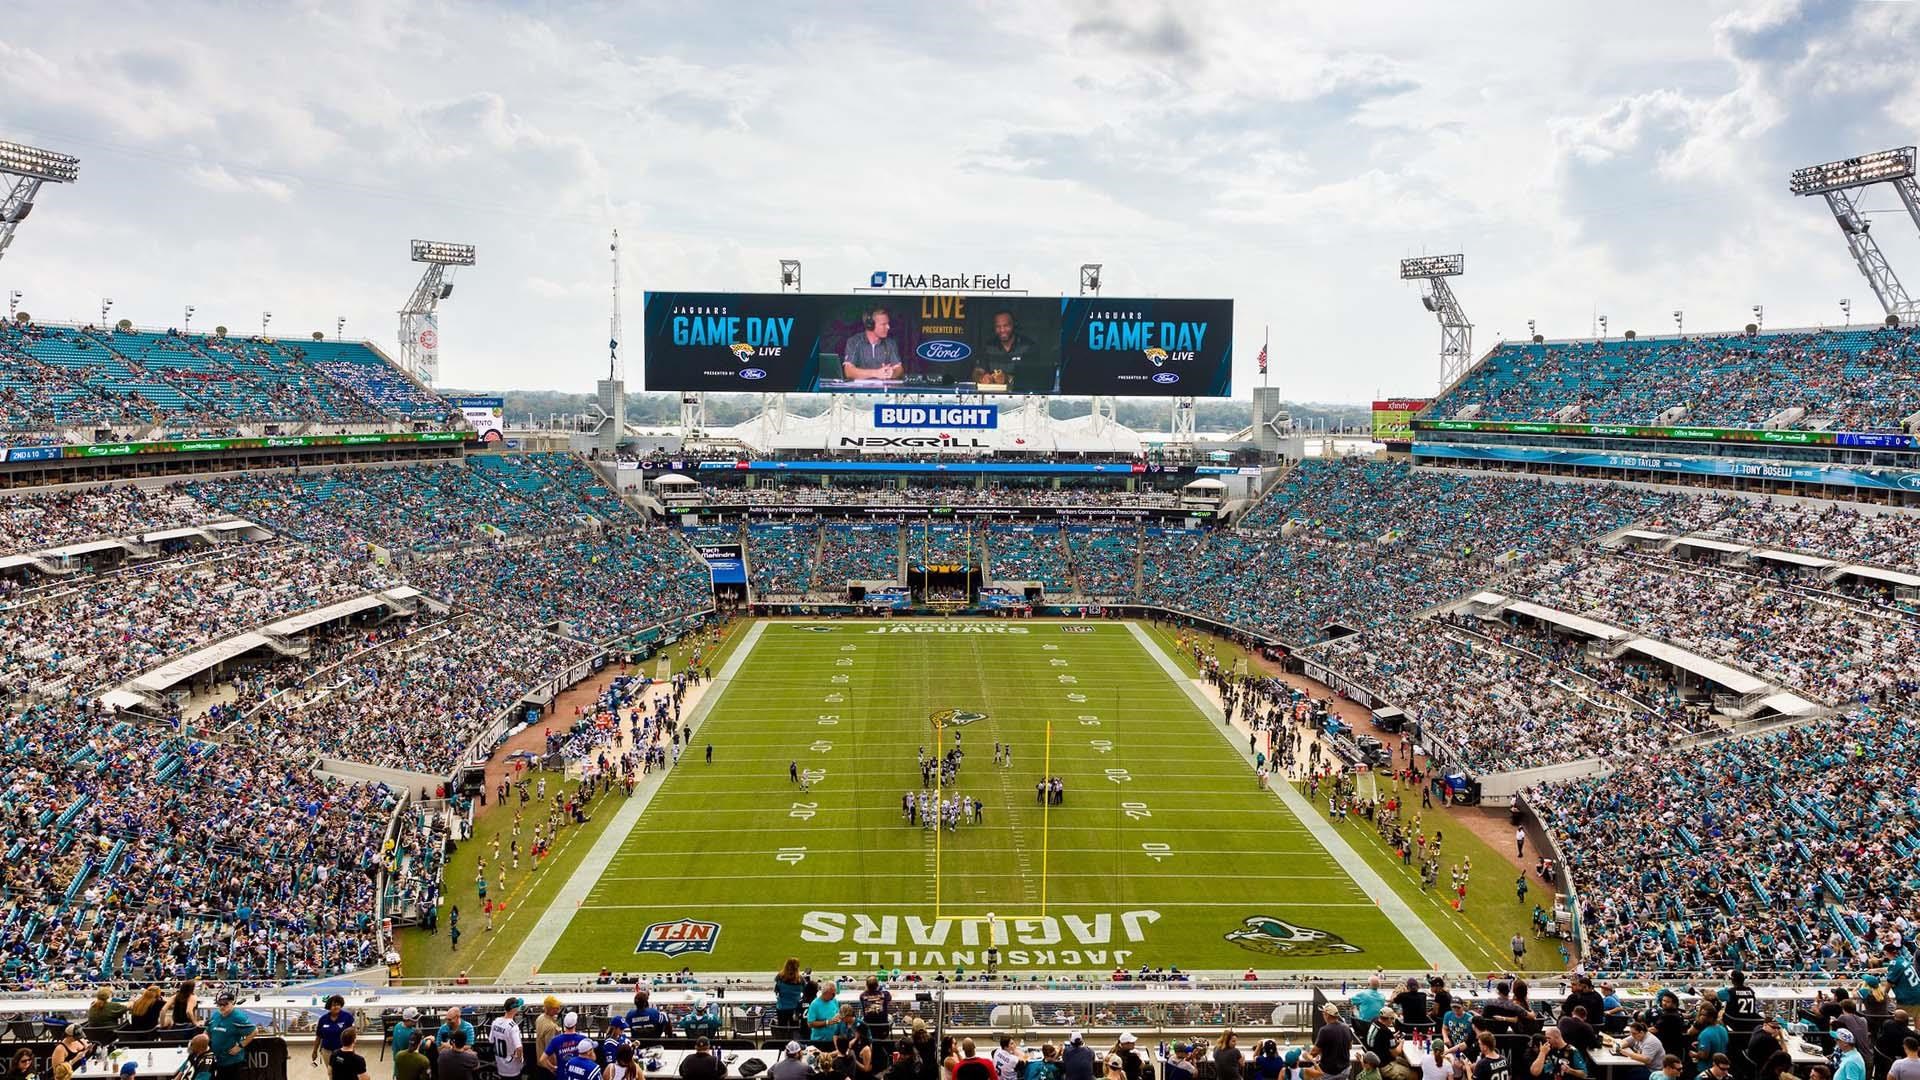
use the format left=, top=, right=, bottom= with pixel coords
left=406, top=528, right=711, bottom=647
left=1510, top=552, right=1920, bottom=705
left=1690, top=499, right=1920, bottom=574
left=1309, top=616, right=1707, bottom=772
left=245, top=617, right=592, bottom=774
left=745, top=524, right=817, bottom=596
left=1240, top=459, right=1701, bottom=563
left=909, top=523, right=976, bottom=569
left=816, top=524, right=903, bottom=584
left=1064, top=525, right=1139, bottom=598
left=0, top=483, right=229, bottom=556
left=1528, top=701, right=1920, bottom=975
left=1431, top=325, right=1920, bottom=432
left=0, top=321, right=451, bottom=436
left=0, top=698, right=395, bottom=984
left=0, top=541, right=393, bottom=698
left=986, top=525, right=1072, bottom=592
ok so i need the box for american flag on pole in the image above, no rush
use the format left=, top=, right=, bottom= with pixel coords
left=1257, top=344, right=1268, bottom=374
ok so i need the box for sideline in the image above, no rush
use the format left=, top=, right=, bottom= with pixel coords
left=1123, top=621, right=1465, bottom=973
left=502, top=619, right=769, bottom=977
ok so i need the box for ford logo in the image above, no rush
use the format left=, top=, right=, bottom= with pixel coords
left=916, top=340, right=973, bottom=363
left=738, top=368, right=768, bottom=380
left=1150, top=372, right=1181, bottom=385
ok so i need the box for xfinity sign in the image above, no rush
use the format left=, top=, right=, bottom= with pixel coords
left=869, top=270, right=1015, bottom=291
left=874, top=405, right=999, bottom=430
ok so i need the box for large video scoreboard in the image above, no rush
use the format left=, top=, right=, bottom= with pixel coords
left=643, top=291, right=1233, bottom=397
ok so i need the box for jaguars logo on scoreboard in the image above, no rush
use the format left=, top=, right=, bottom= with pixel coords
left=636, top=918, right=723, bottom=956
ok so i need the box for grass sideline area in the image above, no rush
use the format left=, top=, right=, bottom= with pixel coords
left=534, top=618, right=1426, bottom=975
left=397, top=621, right=750, bottom=981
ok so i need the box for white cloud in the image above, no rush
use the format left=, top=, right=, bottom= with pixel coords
left=185, top=163, right=294, bottom=202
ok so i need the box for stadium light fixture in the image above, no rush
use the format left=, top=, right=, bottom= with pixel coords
left=1397, top=254, right=1466, bottom=279
left=183, top=305, right=195, bottom=333
left=410, top=239, right=477, bottom=266
left=99, top=297, right=112, bottom=328
left=336, top=316, right=346, bottom=340
left=1526, top=319, right=1535, bottom=337
left=1840, top=299, right=1851, bottom=326
left=1672, top=310, right=1683, bottom=336
left=1752, top=304, right=1764, bottom=331
left=0, top=140, right=79, bottom=269
left=779, top=259, right=802, bottom=292
left=1598, top=314, right=1609, bottom=339
left=7, top=291, right=19, bottom=320
left=0, top=140, right=81, bottom=184
left=1788, top=147, right=1916, bottom=197
left=262, top=310, right=272, bottom=337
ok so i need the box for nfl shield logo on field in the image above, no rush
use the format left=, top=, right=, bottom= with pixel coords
left=636, top=918, right=722, bottom=956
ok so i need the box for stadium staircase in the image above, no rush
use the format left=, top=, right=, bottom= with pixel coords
left=1131, top=523, right=1146, bottom=597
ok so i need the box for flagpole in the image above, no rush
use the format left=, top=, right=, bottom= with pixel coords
left=1262, top=324, right=1270, bottom=389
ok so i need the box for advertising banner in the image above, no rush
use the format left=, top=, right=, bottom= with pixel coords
left=1371, top=399, right=1429, bottom=444
left=1414, top=417, right=1919, bottom=450
left=1412, top=442, right=1920, bottom=493
left=644, top=291, right=1232, bottom=397
left=873, top=404, right=999, bottom=429
left=456, top=396, right=505, bottom=442
left=695, top=543, right=747, bottom=585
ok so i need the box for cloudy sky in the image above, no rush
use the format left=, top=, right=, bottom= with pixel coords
left=2, top=0, right=1917, bottom=403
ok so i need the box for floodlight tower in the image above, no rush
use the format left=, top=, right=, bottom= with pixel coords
left=0, top=139, right=80, bottom=269
left=398, top=239, right=476, bottom=384
left=1400, top=253, right=1473, bottom=390
left=1789, top=147, right=1920, bottom=322
left=596, top=229, right=629, bottom=454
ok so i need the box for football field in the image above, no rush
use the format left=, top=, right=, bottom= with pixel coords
left=533, top=619, right=1432, bottom=975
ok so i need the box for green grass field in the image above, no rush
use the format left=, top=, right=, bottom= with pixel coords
left=532, top=619, right=1432, bottom=975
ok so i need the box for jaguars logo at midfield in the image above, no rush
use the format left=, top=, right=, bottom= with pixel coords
left=1225, top=916, right=1361, bottom=956
left=930, top=709, right=988, bottom=729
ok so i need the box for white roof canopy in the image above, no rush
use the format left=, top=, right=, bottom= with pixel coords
left=1621, top=638, right=1769, bottom=695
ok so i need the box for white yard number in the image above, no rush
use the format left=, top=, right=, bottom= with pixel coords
left=831, top=674, right=849, bottom=684
left=1121, top=801, right=1151, bottom=820
left=809, top=740, right=833, bottom=753
left=1066, top=693, right=1087, bottom=703
left=776, top=847, right=807, bottom=864
left=1142, top=842, right=1173, bottom=862
left=1042, top=644, right=1058, bottom=651
left=1104, top=768, right=1132, bottom=784
left=789, top=802, right=817, bottom=820
left=1050, top=658, right=1068, bottom=667
left=1089, top=739, right=1114, bottom=754
left=801, top=768, right=827, bottom=785
left=1058, top=675, right=1077, bottom=684
left=816, top=714, right=840, bottom=725
left=1078, top=715, right=1101, bottom=727
left=840, top=645, right=856, bottom=651
left=836, top=658, right=853, bottom=667
left=823, top=693, right=844, bottom=703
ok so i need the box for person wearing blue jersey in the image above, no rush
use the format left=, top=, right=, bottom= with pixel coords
left=557, top=1036, right=600, bottom=1080
left=543, top=1014, right=591, bottom=1075
left=625, top=991, right=668, bottom=1039
left=1889, top=943, right=1920, bottom=1008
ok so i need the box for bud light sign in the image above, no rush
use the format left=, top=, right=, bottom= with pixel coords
left=916, top=339, right=973, bottom=363
left=874, top=405, right=999, bottom=429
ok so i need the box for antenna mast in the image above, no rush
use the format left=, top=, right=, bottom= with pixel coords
left=609, top=228, right=623, bottom=381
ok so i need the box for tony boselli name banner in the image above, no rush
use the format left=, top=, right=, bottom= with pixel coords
left=643, top=291, right=1233, bottom=397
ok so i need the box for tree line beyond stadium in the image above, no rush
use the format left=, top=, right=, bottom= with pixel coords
left=643, top=291, right=1234, bottom=396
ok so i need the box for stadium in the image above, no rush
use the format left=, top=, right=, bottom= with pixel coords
left=3, top=8, right=1920, bottom=1080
